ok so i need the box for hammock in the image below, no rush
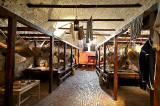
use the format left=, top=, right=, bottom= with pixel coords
left=78, top=26, right=84, bottom=40
left=70, top=23, right=75, bottom=41
left=130, top=14, right=143, bottom=39
left=86, top=17, right=93, bottom=43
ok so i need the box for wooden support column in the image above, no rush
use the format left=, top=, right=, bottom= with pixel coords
left=49, top=36, right=54, bottom=93
left=96, top=51, right=98, bottom=66
left=99, top=47, right=101, bottom=68
left=5, top=17, right=17, bottom=106
left=75, top=49, right=77, bottom=64
left=78, top=49, right=79, bottom=64
left=114, top=36, right=118, bottom=101
left=103, top=43, right=106, bottom=72
left=154, top=50, right=160, bottom=106
left=33, top=41, right=38, bottom=67
left=58, top=43, right=60, bottom=63
left=70, top=47, right=73, bottom=67
left=149, top=12, right=156, bottom=106
left=64, top=43, right=67, bottom=70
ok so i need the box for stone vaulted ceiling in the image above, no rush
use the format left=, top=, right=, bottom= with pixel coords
left=0, top=0, right=158, bottom=47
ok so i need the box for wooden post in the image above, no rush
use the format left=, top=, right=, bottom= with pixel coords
left=78, top=49, right=79, bottom=64
left=75, top=49, right=77, bottom=64
left=154, top=51, right=160, bottom=106
left=103, top=43, right=106, bottom=72
left=71, top=47, right=73, bottom=67
left=49, top=36, right=54, bottom=93
left=99, top=47, right=101, bottom=68
left=114, top=36, right=118, bottom=101
left=33, top=41, right=38, bottom=67
left=149, top=12, right=156, bottom=106
left=64, top=43, right=67, bottom=70
left=96, top=51, right=98, bottom=66
left=58, top=43, right=60, bottom=63
left=5, top=17, right=17, bottom=106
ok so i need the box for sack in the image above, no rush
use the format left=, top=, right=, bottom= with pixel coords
left=78, top=26, right=84, bottom=40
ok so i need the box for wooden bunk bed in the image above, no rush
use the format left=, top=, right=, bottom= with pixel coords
left=0, top=6, right=79, bottom=106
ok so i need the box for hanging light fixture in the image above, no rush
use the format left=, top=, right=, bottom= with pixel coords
left=74, top=19, right=79, bottom=31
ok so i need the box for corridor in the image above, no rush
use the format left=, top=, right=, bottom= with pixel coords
left=35, top=69, right=149, bottom=106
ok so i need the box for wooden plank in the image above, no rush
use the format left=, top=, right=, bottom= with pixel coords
left=103, top=43, right=106, bottom=73
left=48, top=19, right=124, bottom=21
left=117, top=38, right=147, bottom=42
left=58, top=43, right=60, bottom=63
left=78, top=49, right=79, bottom=64
left=49, top=36, right=54, bottom=93
left=64, top=43, right=67, bottom=70
left=119, top=34, right=149, bottom=38
left=66, top=33, right=149, bottom=38
left=114, top=36, right=118, bottom=101
left=0, top=27, right=36, bottom=31
left=4, top=17, right=17, bottom=106
left=23, top=38, right=50, bottom=41
left=154, top=51, right=160, bottom=106
left=99, top=47, right=101, bottom=68
left=96, top=51, right=98, bottom=66
left=107, top=41, right=145, bottom=45
left=71, top=47, right=73, bottom=67
left=65, top=32, right=110, bottom=36
left=59, top=28, right=115, bottom=31
left=27, top=3, right=142, bottom=8
left=18, top=34, right=48, bottom=37
left=75, top=49, right=77, bottom=64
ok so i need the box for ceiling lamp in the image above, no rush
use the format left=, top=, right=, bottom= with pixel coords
left=74, top=19, right=79, bottom=31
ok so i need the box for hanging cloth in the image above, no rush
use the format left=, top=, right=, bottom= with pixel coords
left=130, top=14, right=143, bottom=40
left=78, top=26, right=84, bottom=40
left=70, top=23, right=75, bottom=41
left=86, top=21, right=90, bottom=43
left=153, top=1, right=160, bottom=51
left=86, top=16, right=93, bottom=43
left=90, top=17, right=93, bottom=41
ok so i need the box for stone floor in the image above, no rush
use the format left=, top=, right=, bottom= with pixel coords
left=32, top=69, right=149, bottom=106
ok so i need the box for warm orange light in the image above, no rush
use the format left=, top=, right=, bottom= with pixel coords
left=79, top=51, right=95, bottom=64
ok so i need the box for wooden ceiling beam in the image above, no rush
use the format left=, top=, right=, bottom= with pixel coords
left=48, top=19, right=124, bottom=21
left=18, top=34, right=48, bottom=37
left=107, top=41, right=145, bottom=45
left=59, top=28, right=115, bottom=31
left=22, top=37, right=50, bottom=41
left=0, top=27, right=36, bottom=31
left=27, top=3, right=142, bottom=8
left=119, top=34, right=149, bottom=38
left=109, top=38, right=147, bottom=42
left=65, top=32, right=149, bottom=38
left=65, top=32, right=110, bottom=36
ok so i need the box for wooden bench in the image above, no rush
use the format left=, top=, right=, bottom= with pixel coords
left=0, top=80, right=40, bottom=106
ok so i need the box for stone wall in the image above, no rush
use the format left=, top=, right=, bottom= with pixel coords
left=0, top=53, right=34, bottom=85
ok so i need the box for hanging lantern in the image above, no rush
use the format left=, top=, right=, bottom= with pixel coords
left=74, top=19, right=79, bottom=31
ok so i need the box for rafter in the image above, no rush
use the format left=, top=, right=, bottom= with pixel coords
left=48, top=19, right=124, bottom=22
left=59, top=28, right=115, bottom=31
left=0, top=27, right=36, bottom=31
left=27, top=3, right=142, bottom=8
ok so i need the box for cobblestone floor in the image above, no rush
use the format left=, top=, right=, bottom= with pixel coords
left=34, top=69, right=149, bottom=106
